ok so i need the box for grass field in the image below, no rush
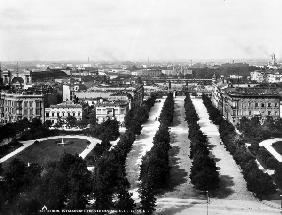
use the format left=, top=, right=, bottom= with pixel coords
left=272, top=141, right=282, bottom=155
left=5, top=138, right=90, bottom=166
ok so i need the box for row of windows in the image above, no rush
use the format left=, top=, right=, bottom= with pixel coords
left=46, top=112, right=81, bottom=117
left=232, top=102, right=279, bottom=109
left=254, top=102, right=278, bottom=108
left=96, top=108, right=126, bottom=113
left=2, top=100, right=41, bottom=107
left=232, top=110, right=279, bottom=116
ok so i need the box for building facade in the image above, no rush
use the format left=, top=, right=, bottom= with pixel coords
left=212, top=86, right=280, bottom=125
left=1, top=70, right=32, bottom=89
left=95, top=101, right=129, bottom=124
left=45, top=101, right=82, bottom=124
left=0, top=91, right=44, bottom=124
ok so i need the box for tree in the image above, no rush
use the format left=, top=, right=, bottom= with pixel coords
left=17, top=193, right=41, bottom=215
left=30, top=118, right=42, bottom=129
left=190, top=155, right=219, bottom=191
left=4, top=159, right=27, bottom=200
left=40, top=166, right=68, bottom=210
left=66, top=116, right=77, bottom=128
left=115, top=186, right=136, bottom=215
left=246, top=168, right=277, bottom=199
left=101, top=137, right=112, bottom=151
left=54, top=117, right=64, bottom=128
left=44, top=120, right=52, bottom=128
left=139, top=183, right=156, bottom=215
left=88, top=111, right=97, bottom=126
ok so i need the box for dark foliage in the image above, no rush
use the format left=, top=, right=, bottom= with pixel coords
left=202, top=94, right=278, bottom=199
left=185, top=93, right=219, bottom=191
left=139, top=93, right=174, bottom=214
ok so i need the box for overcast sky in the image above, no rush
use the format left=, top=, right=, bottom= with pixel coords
left=0, top=0, right=281, bottom=61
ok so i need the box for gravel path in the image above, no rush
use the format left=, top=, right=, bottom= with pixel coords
left=259, top=138, right=282, bottom=162
left=0, top=135, right=101, bottom=163
left=157, top=198, right=280, bottom=215
left=125, top=98, right=165, bottom=196
left=192, top=98, right=256, bottom=201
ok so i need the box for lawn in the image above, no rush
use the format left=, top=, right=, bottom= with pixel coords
left=6, top=138, right=90, bottom=166
left=272, top=141, right=282, bottom=155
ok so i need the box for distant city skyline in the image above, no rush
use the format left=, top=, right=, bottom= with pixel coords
left=0, top=0, right=282, bottom=61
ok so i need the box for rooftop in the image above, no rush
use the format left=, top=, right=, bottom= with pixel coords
left=225, top=87, right=280, bottom=97
left=96, top=101, right=128, bottom=107
left=49, top=101, right=82, bottom=109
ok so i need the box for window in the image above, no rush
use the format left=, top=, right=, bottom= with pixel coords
left=78, top=112, right=81, bottom=116
left=57, top=112, right=60, bottom=117
left=268, top=103, right=271, bottom=107
left=261, top=103, right=265, bottom=108
left=73, top=112, right=75, bottom=116
left=255, top=103, right=258, bottom=107
left=62, top=112, right=65, bottom=116
left=249, top=111, right=252, bottom=116
left=36, top=109, right=41, bottom=115
left=46, top=112, right=49, bottom=117
left=24, top=101, right=28, bottom=107
left=268, top=111, right=271, bottom=115
left=68, top=113, right=70, bottom=117
left=52, top=112, right=55, bottom=117
left=29, top=101, right=33, bottom=107
left=275, top=103, right=278, bottom=107
left=36, top=101, right=41, bottom=108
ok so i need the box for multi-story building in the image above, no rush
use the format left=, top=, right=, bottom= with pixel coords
left=0, top=91, right=44, bottom=124
left=250, top=71, right=264, bottom=83
left=250, top=70, right=282, bottom=83
left=95, top=101, right=129, bottom=124
left=44, top=101, right=82, bottom=124
left=213, top=87, right=280, bottom=125
left=131, top=68, right=162, bottom=77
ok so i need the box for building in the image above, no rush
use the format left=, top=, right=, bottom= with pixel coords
left=0, top=91, right=44, bottom=124
left=45, top=101, right=82, bottom=124
left=131, top=68, right=162, bottom=77
left=250, top=71, right=264, bottom=83
left=95, top=101, right=129, bottom=124
left=212, top=86, right=280, bottom=125
left=1, top=69, right=32, bottom=89
left=75, top=83, right=144, bottom=109
left=266, top=72, right=282, bottom=83
left=250, top=70, right=282, bottom=83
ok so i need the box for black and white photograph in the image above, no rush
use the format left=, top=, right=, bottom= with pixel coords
left=0, top=0, right=282, bottom=214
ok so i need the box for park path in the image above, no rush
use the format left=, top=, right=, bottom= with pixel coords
left=259, top=138, right=282, bottom=162
left=156, top=198, right=280, bottom=215
left=191, top=98, right=256, bottom=201
left=125, top=98, right=165, bottom=200
left=157, top=96, right=198, bottom=199
left=156, top=97, right=280, bottom=215
left=0, top=135, right=101, bottom=163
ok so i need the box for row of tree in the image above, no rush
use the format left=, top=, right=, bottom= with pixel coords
left=0, top=94, right=158, bottom=214
left=202, top=94, right=278, bottom=199
left=88, top=94, right=158, bottom=213
left=0, top=154, right=92, bottom=214
left=124, top=94, right=157, bottom=135
left=184, top=93, right=219, bottom=191
left=139, top=93, right=174, bottom=215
